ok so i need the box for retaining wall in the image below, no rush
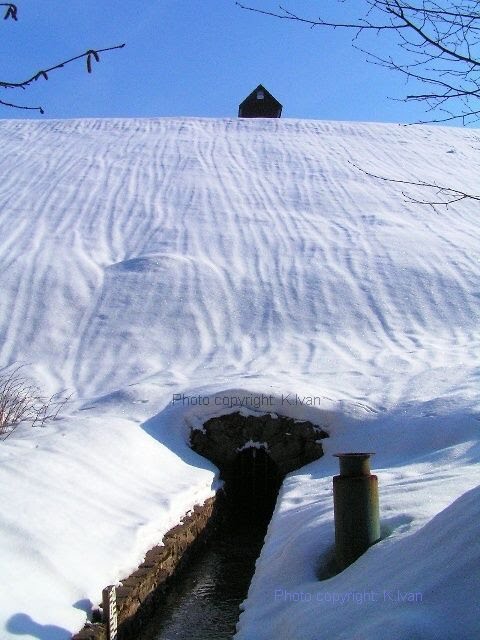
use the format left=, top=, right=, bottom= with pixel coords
left=72, top=495, right=219, bottom=640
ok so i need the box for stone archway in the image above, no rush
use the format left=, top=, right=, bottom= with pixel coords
left=190, top=411, right=329, bottom=483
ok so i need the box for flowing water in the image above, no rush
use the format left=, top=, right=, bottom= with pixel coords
left=138, top=448, right=281, bottom=640
left=138, top=513, right=268, bottom=639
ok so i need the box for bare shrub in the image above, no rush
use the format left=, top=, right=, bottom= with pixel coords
left=0, top=365, right=70, bottom=441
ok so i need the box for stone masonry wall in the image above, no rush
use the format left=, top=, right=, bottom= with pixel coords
left=190, top=412, right=329, bottom=480
left=72, top=496, right=219, bottom=640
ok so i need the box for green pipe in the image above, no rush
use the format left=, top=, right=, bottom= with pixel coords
left=333, top=453, right=380, bottom=570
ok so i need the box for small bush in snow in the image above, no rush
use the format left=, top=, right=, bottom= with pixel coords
left=0, top=365, right=70, bottom=440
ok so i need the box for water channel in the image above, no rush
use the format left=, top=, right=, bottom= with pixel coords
left=138, top=448, right=282, bottom=640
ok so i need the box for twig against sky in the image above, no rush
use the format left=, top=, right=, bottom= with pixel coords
left=1, top=4, right=125, bottom=113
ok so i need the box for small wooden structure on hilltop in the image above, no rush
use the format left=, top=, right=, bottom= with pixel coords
left=238, top=85, right=282, bottom=118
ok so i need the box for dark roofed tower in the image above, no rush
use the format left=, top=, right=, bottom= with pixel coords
left=238, top=85, right=282, bottom=118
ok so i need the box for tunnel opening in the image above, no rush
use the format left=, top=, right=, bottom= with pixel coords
left=226, top=446, right=282, bottom=524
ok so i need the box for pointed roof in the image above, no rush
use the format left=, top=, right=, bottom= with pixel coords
left=238, top=85, right=282, bottom=118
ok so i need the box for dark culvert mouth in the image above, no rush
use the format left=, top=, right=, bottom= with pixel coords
left=137, top=412, right=328, bottom=640
left=226, top=447, right=282, bottom=524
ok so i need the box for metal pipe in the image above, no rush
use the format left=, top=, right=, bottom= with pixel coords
left=333, top=453, right=380, bottom=570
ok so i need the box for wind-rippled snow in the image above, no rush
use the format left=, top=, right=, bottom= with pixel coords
left=0, top=117, right=478, bottom=639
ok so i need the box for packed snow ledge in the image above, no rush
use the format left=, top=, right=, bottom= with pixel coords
left=0, top=117, right=478, bottom=639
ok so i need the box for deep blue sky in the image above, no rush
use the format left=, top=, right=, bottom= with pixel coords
left=0, top=1, right=465, bottom=124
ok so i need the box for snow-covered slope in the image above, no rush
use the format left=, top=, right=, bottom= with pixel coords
left=0, top=117, right=478, bottom=639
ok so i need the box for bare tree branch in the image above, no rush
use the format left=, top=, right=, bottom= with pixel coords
left=1, top=44, right=126, bottom=90
left=349, top=161, right=480, bottom=207
left=235, top=1, right=405, bottom=30
left=1, top=3, right=17, bottom=21
left=1, top=4, right=125, bottom=113
left=0, top=97, right=43, bottom=112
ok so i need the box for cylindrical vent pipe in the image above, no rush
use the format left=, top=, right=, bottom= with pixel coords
left=333, top=453, right=380, bottom=570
